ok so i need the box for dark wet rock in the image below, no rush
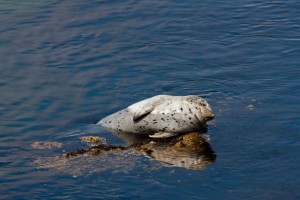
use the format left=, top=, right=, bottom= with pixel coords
left=33, top=132, right=216, bottom=175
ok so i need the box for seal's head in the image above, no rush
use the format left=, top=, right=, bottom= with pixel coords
left=186, top=96, right=214, bottom=123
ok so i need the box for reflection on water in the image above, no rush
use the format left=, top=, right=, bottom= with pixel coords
left=34, top=132, right=215, bottom=176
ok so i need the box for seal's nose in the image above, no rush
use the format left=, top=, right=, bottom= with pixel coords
left=204, top=109, right=214, bottom=121
left=207, top=112, right=214, bottom=120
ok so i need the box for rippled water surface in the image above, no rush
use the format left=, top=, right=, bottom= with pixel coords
left=1, top=1, right=300, bottom=199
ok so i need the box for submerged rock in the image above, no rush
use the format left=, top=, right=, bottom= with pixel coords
left=79, top=136, right=107, bottom=144
left=31, top=142, right=62, bottom=149
left=33, top=132, right=216, bottom=175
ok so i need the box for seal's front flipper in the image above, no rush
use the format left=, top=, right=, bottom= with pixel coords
left=132, top=105, right=154, bottom=123
left=149, top=132, right=178, bottom=138
left=128, top=95, right=167, bottom=123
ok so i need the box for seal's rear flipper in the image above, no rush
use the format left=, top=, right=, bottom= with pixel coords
left=149, top=132, right=178, bottom=138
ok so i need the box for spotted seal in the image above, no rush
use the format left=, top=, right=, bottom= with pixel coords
left=97, top=95, right=214, bottom=138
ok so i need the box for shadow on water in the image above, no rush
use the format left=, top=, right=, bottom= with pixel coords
left=33, top=130, right=216, bottom=176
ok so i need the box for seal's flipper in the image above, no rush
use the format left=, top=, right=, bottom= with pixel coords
left=128, top=95, right=167, bottom=123
left=132, top=105, right=154, bottom=123
left=149, top=132, right=178, bottom=138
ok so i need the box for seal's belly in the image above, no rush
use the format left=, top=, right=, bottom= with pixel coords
left=99, top=108, right=201, bottom=134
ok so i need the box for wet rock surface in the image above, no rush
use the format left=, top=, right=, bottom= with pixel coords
left=33, top=132, right=215, bottom=176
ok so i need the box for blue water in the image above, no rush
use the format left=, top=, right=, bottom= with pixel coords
left=1, top=0, right=300, bottom=199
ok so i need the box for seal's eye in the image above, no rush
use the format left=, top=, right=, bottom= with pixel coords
left=199, top=101, right=206, bottom=106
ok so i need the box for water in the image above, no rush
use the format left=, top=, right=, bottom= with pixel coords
left=1, top=0, right=300, bottom=199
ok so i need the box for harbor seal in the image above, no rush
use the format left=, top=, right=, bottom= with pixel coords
left=97, top=95, right=214, bottom=138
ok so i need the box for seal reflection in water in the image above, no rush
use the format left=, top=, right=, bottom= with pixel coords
left=64, top=131, right=216, bottom=170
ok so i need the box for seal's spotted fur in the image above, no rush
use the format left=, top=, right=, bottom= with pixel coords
left=97, top=95, right=214, bottom=138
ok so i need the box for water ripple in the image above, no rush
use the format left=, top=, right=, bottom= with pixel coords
left=1, top=0, right=300, bottom=199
